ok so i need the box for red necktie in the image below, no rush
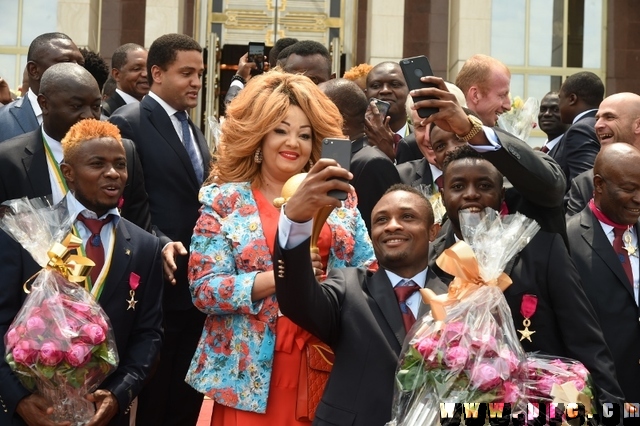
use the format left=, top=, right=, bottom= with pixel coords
left=77, top=215, right=113, bottom=284
left=540, top=145, right=550, bottom=153
left=393, top=133, right=402, bottom=154
left=394, top=280, right=420, bottom=332
left=435, top=175, right=444, bottom=190
left=613, top=227, right=634, bottom=286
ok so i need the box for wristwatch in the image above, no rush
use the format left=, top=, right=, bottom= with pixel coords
left=457, top=115, right=483, bottom=142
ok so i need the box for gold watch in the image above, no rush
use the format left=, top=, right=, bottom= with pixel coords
left=458, top=115, right=483, bottom=142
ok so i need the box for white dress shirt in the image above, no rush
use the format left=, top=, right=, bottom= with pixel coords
left=27, top=89, right=43, bottom=125
left=42, top=128, right=65, bottom=204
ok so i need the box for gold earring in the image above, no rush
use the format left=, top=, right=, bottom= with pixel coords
left=254, top=148, right=263, bottom=164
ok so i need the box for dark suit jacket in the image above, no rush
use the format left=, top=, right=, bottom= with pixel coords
left=487, top=128, right=569, bottom=247
left=109, top=95, right=211, bottom=311
left=274, top=236, right=447, bottom=426
left=548, top=110, right=599, bottom=195
left=102, top=92, right=127, bottom=117
left=429, top=224, right=624, bottom=409
left=0, top=218, right=164, bottom=425
left=0, top=129, right=152, bottom=232
left=567, top=208, right=640, bottom=402
left=350, top=135, right=401, bottom=233
left=396, top=157, right=434, bottom=188
left=395, top=131, right=422, bottom=164
left=0, top=96, right=38, bottom=143
left=566, top=169, right=594, bottom=218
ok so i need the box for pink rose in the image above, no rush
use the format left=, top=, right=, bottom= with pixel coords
left=416, top=336, right=439, bottom=359
left=470, top=363, right=502, bottom=391
left=444, top=345, right=469, bottom=370
left=442, top=322, right=467, bottom=343
left=12, top=339, right=39, bottom=366
left=570, top=378, right=586, bottom=392
left=5, top=328, right=21, bottom=349
left=65, top=343, right=92, bottom=367
left=79, top=323, right=106, bottom=345
left=502, top=381, right=520, bottom=403
left=536, top=375, right=561, bottom=396
left=39, top=340, right=64, bottom=366
left=549, top=359, right=568, bottom=370
left=25, top=316, right=46, bottom=337
left=570, top=363, right=589, bottom=380
left=495, top=347, right=520, bottom=375
left=470, top=334, right=498, bottom=355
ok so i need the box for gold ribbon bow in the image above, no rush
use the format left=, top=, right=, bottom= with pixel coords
left=420, top=241, right=512, bottom=321
left=24, top=233, right=95, bottom=293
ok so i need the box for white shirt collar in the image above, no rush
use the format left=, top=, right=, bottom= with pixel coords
left=148, top=91, right=178, bottom=117
left=115, top=88, right=140, bottom=105
left=396, top=122, right=409, bottom=139
left=41, top=127, right=63, bottom=164
left=543, top=133, right=564, bottom=151
left=65, top=191, right=121, bottom=223
left=430, top=163, right=442, bottom=181
left=27, top=89, right=43, bottom=123
left=573, top=109, right=597, bottom=124
left=386, top=267, right=429, bottom=288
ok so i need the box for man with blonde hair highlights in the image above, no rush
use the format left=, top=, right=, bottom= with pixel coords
left=455, top=54, right=511, bottom=126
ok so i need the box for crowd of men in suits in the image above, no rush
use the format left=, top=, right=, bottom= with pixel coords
left=0, top=30, right=639, bottom=425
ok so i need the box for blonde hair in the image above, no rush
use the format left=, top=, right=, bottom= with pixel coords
left=455, top=54, right=510, bottom=97
left=343, top=63, right=373, bottom=81
left=213, top=71, right=344, bottom=186
left=61, top=119, right=123, bottom=162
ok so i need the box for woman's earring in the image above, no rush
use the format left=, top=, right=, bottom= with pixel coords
left=308, top=159, right=314, bottom=169
left=254, top=148, right=263, bottom=164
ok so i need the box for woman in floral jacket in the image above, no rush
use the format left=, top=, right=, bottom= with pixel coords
left=186, top=71, right=375, bottom=426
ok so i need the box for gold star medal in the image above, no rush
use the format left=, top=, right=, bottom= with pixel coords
left=623, top=229, right=638, bottom=257
left=127, top=272, right=140, bottom=311
left=518, top=294, right=538, bottom=342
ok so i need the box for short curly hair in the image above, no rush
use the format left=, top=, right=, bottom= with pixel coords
left=62, top=119, right=122, bottom=163
left=343, top=63, right=372, bottom=81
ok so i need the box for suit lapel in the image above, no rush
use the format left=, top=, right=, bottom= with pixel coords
left=192, top=117, right=212, bottom=176
left=22, top=130, right=51, bottom=196
left=10, top=97, right=39, bottom=133
left=99, top=221, right=133, bottom=304
left=366, top=269, right=406, bottom=346
left=580, top=209, right=636, bottom=301
left=143, top=97, right=200, bottom=187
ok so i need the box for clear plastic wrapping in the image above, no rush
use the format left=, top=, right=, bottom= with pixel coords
left=387, top=208, right=541, bottom=426
left=497, top=96, right=540, bottom=143
left=1, top=198, right=119, bottom=425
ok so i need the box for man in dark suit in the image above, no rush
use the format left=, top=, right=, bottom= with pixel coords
left=274, top=169, right=447, bottom=426
left=277, top=40, right=334, bottom=85
left=319, top=78, right=400, bottom=233
left=109, top=33, right=211, bottom=426
left=566, top=92, right=640, bottom=217
left=554, top=72, right=603, bottom=195
left=0, top=32, right=84, bottom=142
left=538, top=91, right=569, bottom=153
left=102, top=44, right=148, bottom=117
left=0, top=62, right=151, bottom=232
left=0, top=119, right=163, bottom=426
left=568, top=143, right=640, bottom=407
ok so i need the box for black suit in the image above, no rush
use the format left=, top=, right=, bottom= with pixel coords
left=566, top=169, right=594, bottom=217
left=0, top=218, right=163, bottom=426
left=109, top=95, right=211, bottom=425
left=0, top=128, right=152, bottom=232
left=485, top=129, right=569, bottom=247
left=548, top=110, right=599, bottom=195
left=396, top=158, right=434, bottom=187
left=274, top=236, right=447, bottom=426
left=102, top=92, right=127, bottom=117
left=429, top=224, right=624, bottom=410
left=395, top=132, right=422, bottom=164
left=567, top=208, right=640, bottom=402
left=350, top=135, right=401, bottom=233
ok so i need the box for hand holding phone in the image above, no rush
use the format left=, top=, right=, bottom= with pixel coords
left=248, top=42, right=266, bottom=74
left=320, top=138, right=352, bottom=200
left=400, top=55, right=438, bottom=118
left=370, top=98, right=391, bottom=118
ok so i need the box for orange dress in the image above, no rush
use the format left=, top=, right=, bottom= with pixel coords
left=211, top=189, right=332, bottom=426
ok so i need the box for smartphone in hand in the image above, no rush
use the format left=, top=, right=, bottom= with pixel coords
left=320, top=138, right=352, bottom=201
left=399, top=55, right=438, bottom=118
left=370, top=98, right=391, bottom=117
left=248, top=42, right=266, bottom=74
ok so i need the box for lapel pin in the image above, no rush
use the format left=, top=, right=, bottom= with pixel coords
left=125, top=248, right=131, bottom=256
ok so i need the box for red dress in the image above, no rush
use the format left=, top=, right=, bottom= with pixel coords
left=211, top=189, right=332, bottom=426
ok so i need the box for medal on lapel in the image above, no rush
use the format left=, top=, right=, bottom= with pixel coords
left=127, top=272, right=140, bottom=310
left=623, top=228, right=638, bottom=257
left=518, top=294, right=538, bottom=342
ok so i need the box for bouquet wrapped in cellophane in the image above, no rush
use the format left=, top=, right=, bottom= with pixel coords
left=524, top=354, right=596, bottom=417
left=386, top=208, right=540, bottom=426
left=497, top=96, right=539, bottom=143
left=1, top=197, right=119, bottom=425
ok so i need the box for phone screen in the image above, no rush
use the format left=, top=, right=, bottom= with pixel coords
left=248, top=42, right=265, bottom=73
left=372, top=98, right=391, bottom=117
left=399, top=55, right=438, bottom=118
left=320, top=138, right=352, bottom=200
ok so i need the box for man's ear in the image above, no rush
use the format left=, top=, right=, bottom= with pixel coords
left=150, top=65, right=163, bottom=85
left=26, top=61, right=39, bottom=82
left=593, top=174, right=604, bottom=194
left=468, top=86, right=481, bottom=105
left=111, top=67, right=120, bottom=82
left=37, top=94, right=47, bottom=114
left=60, top=163, right=73, bottom=185
left=568, top=93, right=578, bottom=106
left=428, top=223, right=441, bottom=242
left=500, top=186, right=506, bottom=204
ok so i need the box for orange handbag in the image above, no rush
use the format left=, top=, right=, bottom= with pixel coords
left=295, top=338, right=335, bottom=421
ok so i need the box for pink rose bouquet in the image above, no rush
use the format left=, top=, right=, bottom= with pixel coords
left=1, top=197, right=119, bottom=425
left=523, top=354, right=596, bottom=415
left=387, top=209, right=541, bottom=426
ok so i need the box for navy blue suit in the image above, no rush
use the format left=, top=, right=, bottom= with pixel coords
left=0, top=96, right=38, bottom=142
